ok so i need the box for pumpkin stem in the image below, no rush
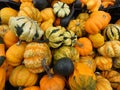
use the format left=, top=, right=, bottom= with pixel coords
left=42, top=59, right=53, bottom=78
left=16, top=40, right=22, bottom=46
left=75, top=41, right=83, bottom=47
left=18, top=86, right=23, bottom=90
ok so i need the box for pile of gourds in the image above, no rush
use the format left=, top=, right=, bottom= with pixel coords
left=0, top=0, right=120, bottom=90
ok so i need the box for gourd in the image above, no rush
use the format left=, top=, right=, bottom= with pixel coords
left=6, top=42, right=27, bottom=66
left=113, top=57, right=120, bottom=69
left=63, top=30, right=77, bottom=46
left=53, top=46, right=79, bottom=63
left=0, top=67, right=6, bottom=90
left=9, top=65, right=38, bottom=87
left=9, top=16, right=44, bottom=43
left=85, top=11, right=111, bottom=34
left=0, top=37, right=5, bottom=67
left=74, top=37, right=93, bottom=56
left=60, top=0, right=75, bottom=4
left=53, top=1, right=70, bottom=18
left=18, top=6, right=42, bottom=26
left=95, top=56, right=112, bottom=71
left=101, top=70, right=120, bottom=88
left=96, top=75, right=113, bottom=90
left=39, top=59, right=66, bottom=90
left=0, top=25, right=9, bottom=38
left=0, top=7, right=18, bottom=24
left=23, top=86, right=40, bottom=90
left=79, top=56, right=96, bottom=72
left=53, top=57, right=74, bottom=76
left=103, top=24, right=120, bottom=41
left=23, top=42, right=52, bottom=73
left=68, top=62, right=96, bottom=90
left=88, top=33, right=105, bottom=48
left=97, top=40, right=120, bottom=57
left=67, top=19, right=86, bottom=37
left=44, top=26, right=66, bottom=48
left=3, top=30, right=19, bottom=48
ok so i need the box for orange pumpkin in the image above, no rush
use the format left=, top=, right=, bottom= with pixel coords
left=3, top=30, right=19, bottom=48
left=0, top=67, right=6, bottom=90
left=6, top=42, right=27, bottom=66
left=74, top=37, right=93, bottom=56
left=23, top=86, right=40, bottom=90
left=117, top=85, right=120, bottom=90
left=85, top=11, right=111, bottom=34
left=0, top=25, right=9, bottom=38
left=9, top=65, right=38, bottom=87
left=39, top=59, right=66, bottom=90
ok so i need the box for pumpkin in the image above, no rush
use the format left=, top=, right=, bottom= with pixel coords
left=40, top=19, right=54, bottom=31
left=113, top=57, right=120, bottom=69
left=67, top=19, right=87, bottom=37
left=0, top=25, right=9, bottom=38
left=3, top=30, right=19, bottom=48
left=0, top=67, right=6, bottom=90
left=60, top=0, right=75, bottom=4
left=76, top=12, right=89, bottom=21
left=9, top=65, right=38, bottom=87
left=88, top=33, right=105, bottom=48
left=101, top=70, right=120, bottom=88
left=39, top=59, right=66, bottom=90
left=68, top=62, right=96, bottom=90
left=40, top=8, right=56, bottom=22
left=20, top=0, right=32, bottom=3
left=24, top=42, right=52, bottom=73
left=18, top=6, right=42, bottom=26
left=63, top=30, right=77, bottom=46
left=81, top=0, right=101, bottom=12
left=74, top=37, right=93, bottom=56
left=53, top=46, right=79, bottom=63
left=53, top=1, right=70, bottom=18
left=97, top=40, right=120, bottom=57
left=23, top=86, right=40, bottom=90
left=53, top=57, right=74, bottom=76
left=0, top=36, right=6, bottom=67
left=44, top=26, right=66, bottom=48
left=19, top=1, right=34, bottom=10
left=115, top=19, right=120, bottom=25
left=96, top=75, right=113, bottom=90
left=85, top=11, right=111, bottom=34
left=117, top=85, right=120, bottom=90
left=0, top=7, right=18, bottom=24
left=101, top=0, right=116, bottom=8
left=9, top=16, right=44, bottom=43
left=95, top=56, right=112, bottom=71
left=6, top=42, right=27, bottom=66
left=103, top=24, right=120, bottom=41
left=79, top=56, right=96, bottom=72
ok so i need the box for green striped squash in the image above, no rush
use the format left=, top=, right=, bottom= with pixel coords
left=9, top=16, right=44, bottom=42
left=103, top=24, right=120, bottom=41
left=63, top=30, right=77, bottom=46
left=45, top=26, right=66, bottom=48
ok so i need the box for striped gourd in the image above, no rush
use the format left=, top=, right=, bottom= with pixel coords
left=9, top=16, right=44, bottom=42
left=103, top=24, right=120, bottom=41
left=45, top=26, right=66, bottom=48
left=53, top=1, right=70, bottom=18
left=63, top=30, right=77, bottom=46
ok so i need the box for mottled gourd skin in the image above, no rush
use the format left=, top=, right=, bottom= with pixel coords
left=68, top=63, right=96, bottom=90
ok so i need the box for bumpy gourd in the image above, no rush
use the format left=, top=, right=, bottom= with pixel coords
left=9, top=16, right=44, bottom=42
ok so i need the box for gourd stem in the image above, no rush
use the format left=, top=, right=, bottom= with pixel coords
left=18, top=86, right=23, bottom=90
left=16, top=40, right=22, bottom=46
left=75, top=41, right=83, bottom=47
left=42, top=59, right=53, bottom=78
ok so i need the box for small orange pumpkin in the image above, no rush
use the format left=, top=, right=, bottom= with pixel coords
left=23, top=86, right=40, bottom=90
left=85, top=11, right=111, bottom=34
left=74, top=37, right=93, bottom=56
left=3, top=30, right=19, bottom=48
